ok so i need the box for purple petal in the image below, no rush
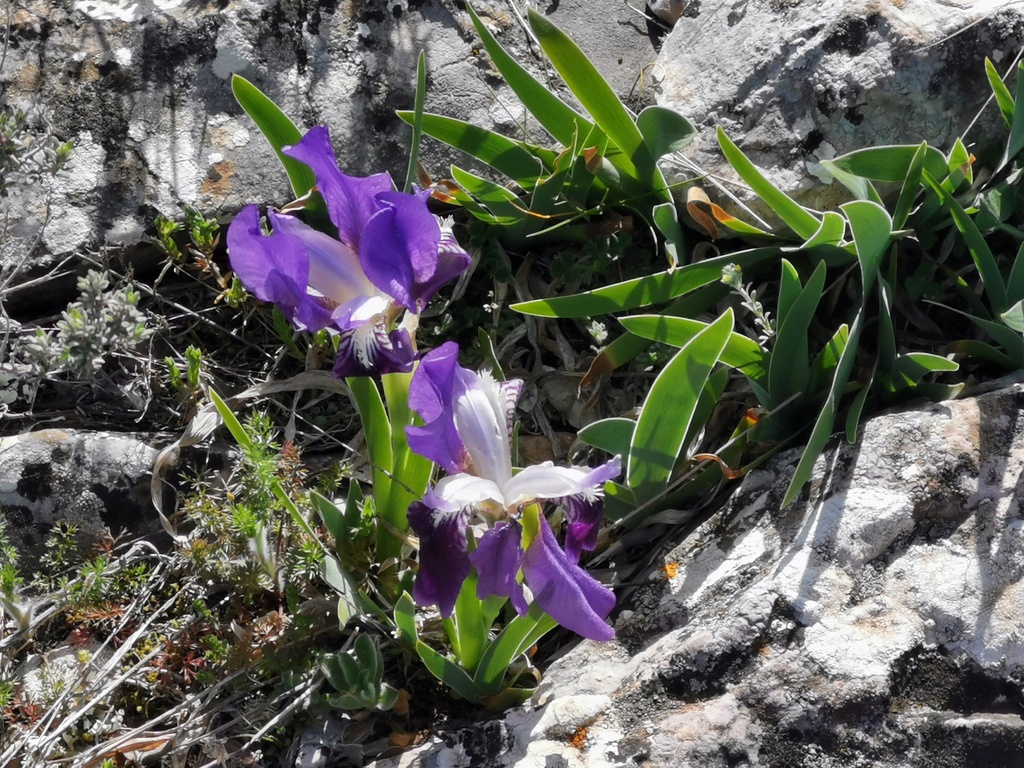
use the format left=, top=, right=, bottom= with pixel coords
left=226, top=207, right=335, bottom=331
left=408, top=500, right=471, bottom=618
left=359, top=191, right=442, bottom=311
left=417, top=218, right=472, bottom=309
left=406, top=342, right=468, bottom=474
left=470, top=522, right=529, bottom=616
left=498, top=379, right=524, bottom=439
left=282, top=126, right=394, bottom=251
left=268, top=210, right=378, bottom=309
left=227, top=205, right=310, bottom=321
left=332, top=322, right=415, bottom=378
left=562, top=456, right=621, bottom=563
left=521, top=517, right=615, bottom=641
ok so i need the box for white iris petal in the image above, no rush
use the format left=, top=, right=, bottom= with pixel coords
left=502, top=463, right=591, bottom=507
left=453, top=371, right=512, bottom=487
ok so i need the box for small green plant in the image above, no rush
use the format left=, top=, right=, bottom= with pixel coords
left=320, top=634, right=399, bottom=711
left=166, top=344, right=203, bottom=395
left=0, top=104, right=73, bottom=195
left=19, top=269, right=152, bottom=380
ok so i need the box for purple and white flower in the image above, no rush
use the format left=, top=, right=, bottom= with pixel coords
left=226, top=126, right=471, bottom=377
left=405, top=342, right=621, bottom=641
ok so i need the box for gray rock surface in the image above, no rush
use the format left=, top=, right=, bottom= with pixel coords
left=0, top=429, right=163, bottom=555
left=654, top=0, right=1023, bottom=214
left=0, top=0, right=658, bottom=271
left=370, top=379, right=1024, bottom=767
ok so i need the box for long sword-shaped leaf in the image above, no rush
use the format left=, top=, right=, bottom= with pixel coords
left=842, top=199, right=892, bottom=297
left=348, top=376, right=393, bottom=531
left=891, top=142, right=929, bottom=231
left=782, top=308, right=865, bottom=508
left=986, top=57, right=1016, bottom=129
left=231, top=75, right=316, bottom=199
left=619, top=314, right=766, bottom=376
left=828, top=143, right=948, bottom=183
left=717, top=127, right=820, bottom=239
left=403, top=51, right=427, bottom=194
left=922, top=172, right=1008, bottom=314
left=474, top=605, right=556, bottom=693
left=627, top=310, right=733, bottom=503
left=1004, top=60, right=1024, bottom=167
left=528, top=8, right=664, bottom=200
left=399, top=112, right=547, bottom=186
left=768, top=260, right=826, bottom=406
left=466, top=3, right=593, bottom=148
left=514, top=246, right=784, bottom=318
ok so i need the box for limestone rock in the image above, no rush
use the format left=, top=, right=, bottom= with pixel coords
left=0, top=429, right=163, bottom=556
left=371, top=379, right=1024, bottom=767
left=654, top=0, right=1024, bottom=214
left=0, top=0, right=657, bottom=272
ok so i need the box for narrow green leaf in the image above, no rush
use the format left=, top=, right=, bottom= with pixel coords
left=321, top=556, right=360, bottom=627
left=231, top=75, right=316, bottom=199
left=801, top=211, right=847, bottom=248
left=944, top=137, right=973, bottom=191
left=270, top=478, right=318, bottom=540
left=348, top=377, right=393, bottom=517
left=381, top=371, right=431, bottom=561
left=947, top=338, right=1016, bottom=368
left=1002, top=298, right=1024, bottom=332
left=399, top=111, right=546, bottom=186
left=581, top=284, right=731, bottom=385
left=986, top=57, right=1015, bottom=129
left=653, top=201, right=685, bottom=268
left=394, top=592, right=418, bottom=643
left=403, top=51, right=428, bottom=194
left=776, top=259, right=803, bottom=329
left=922, top=172, right=1008, bottom=314
left=933, top=302, right=1024, bottom=368
left=529, top=8, right=662, bottom=196
left=820, top=159, right=883, bottom=204
left=845, top=371, right=873, bottom=444
left=717, top=127, right=820, bottom=239
left=310, top=489, right=347, bottom=546
left=892, top=352, right=959, bottom=388
left=577, top=417, right=636, bottom=457
left=618, top=315, right=766, bottom=377
left=1007, top=242, right=1024, bottom=305
left=781, top=307, right=866, bottom=507
left=808, top=323, right=849, bottom=393
left=842, top=199, right=892, bottom=296
left=474, top=605, right=556, bottom=693
left=208, top=388, right=255, bottom=452
left=1005, top=60, right=1024, bottom=166
left=627, top=310, right=733, bottom=503
left=416, top=639, right=484, bottom=702
left=636, top=105, right=696, bottom=159
left=452, top=572, right=488, bottom=673
left=828, top=143, right=948, bottom=183
left=876, top=278, right=898, bottom=379
left=513, top=246, right=783, bottom=318
left=466, top=3, right=594, bottom=149
left=891, top=142, right=928, bottom=232
left=768, top=260, right=826, bottom=405
left=451, top=165, right=526, bottom=223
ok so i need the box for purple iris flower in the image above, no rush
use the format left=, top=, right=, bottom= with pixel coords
left=226, top=126, right=471, bottom=377
left=405, top=342, right=621, bottom=641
